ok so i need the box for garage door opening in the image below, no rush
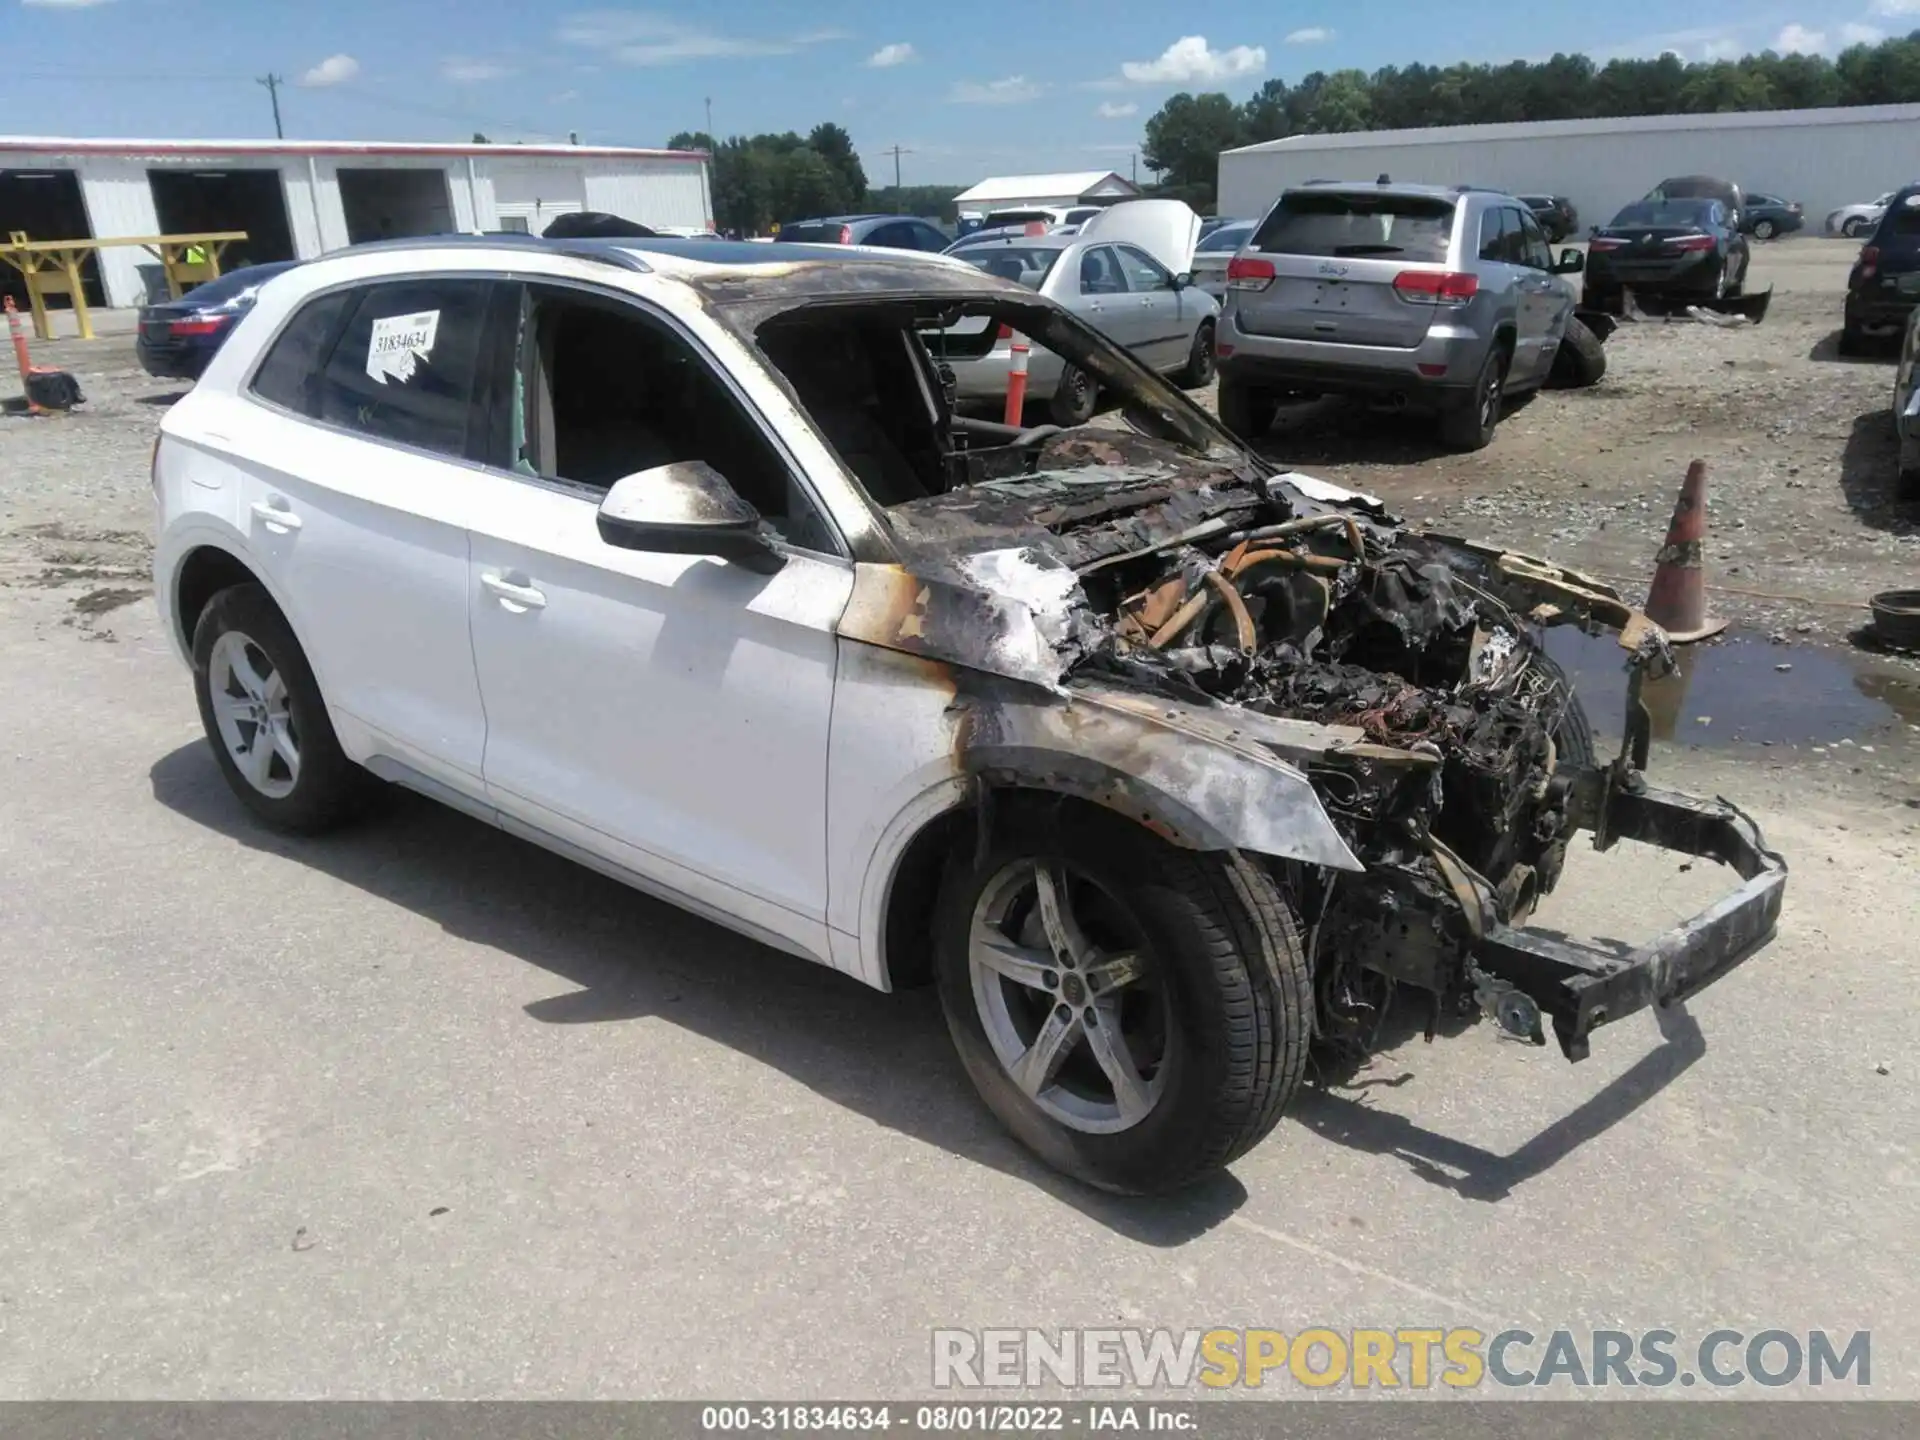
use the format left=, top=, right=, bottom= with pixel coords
left=0, top=168, right=103, bottom=309
left=148, top=169, right=296, bottom=270
left=337, top=168, right=454, bottom=244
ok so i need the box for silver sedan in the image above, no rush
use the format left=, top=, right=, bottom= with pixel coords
left=941, top=234, right=1220, bottom=425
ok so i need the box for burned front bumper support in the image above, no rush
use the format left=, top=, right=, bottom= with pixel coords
left=1472, top=779, right=1787, bottom=1061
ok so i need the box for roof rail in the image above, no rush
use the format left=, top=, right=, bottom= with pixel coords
left=331, top=232, right=653, bottom=273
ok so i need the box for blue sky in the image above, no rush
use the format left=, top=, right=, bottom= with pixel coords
left=2, top=1, right=1911, bottom=182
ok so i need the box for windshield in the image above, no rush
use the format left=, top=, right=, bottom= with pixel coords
left=1196, top=223, right=1254, bottom=253
left=957, top=246, right=1062, bottom=289
left=741, top=295, right=1251, bottom=517
left=776, top=221, right=848, bottom=242
left=1251, top=191, right=1454, bottom=261
left=1609, top=201, right=1712, bottom=229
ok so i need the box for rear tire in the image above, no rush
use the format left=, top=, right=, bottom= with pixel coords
left=1177, top=320, right=1216, bottom=388
left=191, top=583, right=373, bottom=834
left=1843, top=217, right=1869, bottom=239
left=1217, top=374, right=1277, bottom=439
left=933, top=803, right=1310, bottom=1195
left=1547, top=317, right=1607, bottom=389
left=1838, top=323, right=1867, bottom=357
left=1440, top=347, right=1507, bottom=451
left=1753, top=219, right=1776, bottom=241
left=1048, top=365, right=1097, bottom=427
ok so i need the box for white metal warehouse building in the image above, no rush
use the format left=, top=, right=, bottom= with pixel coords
left=0, top=137, right=713, bottom=309
left=952, top=170, right=1140, bottom=218
left=1217, top=103, right=1920, bottom=232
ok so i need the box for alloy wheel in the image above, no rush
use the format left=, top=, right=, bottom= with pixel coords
left=967, top=858, right=1169, bottom=1134
left=208, top=629, right=300, bottom=798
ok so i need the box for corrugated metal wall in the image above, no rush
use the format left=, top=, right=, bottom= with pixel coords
left=74, top=158, right=160, bottom=308
left=581, top=162, right=710, bottom=230
left=1219, top=115, right=1917, bottom=234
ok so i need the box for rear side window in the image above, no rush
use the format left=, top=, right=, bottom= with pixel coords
left=1196, top=223, right=1253, bottom=253
left=1881, top=194, right=1920, bottom=241
left=1477, top=207, right=1517, bottom=263
left=313, top=279, right=497, bottom=460
left=777, top=222, right=845, bottom=243
left=1253, top=191, right=1454, bottom=262
left=248, top=290, right=354, bottom=414
left=958, top=245, right=1061, bottom=289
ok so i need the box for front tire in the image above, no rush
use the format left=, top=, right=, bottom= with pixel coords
left=1844, top=217, right=1869, bottom=239
left=191, top=583, right=372, bottom=833
left=933, top=805, right=1309, bottom=1194
left=1178, top=320, right=1216, bottom=388
left=1753, top=219, right=1776, bottom=241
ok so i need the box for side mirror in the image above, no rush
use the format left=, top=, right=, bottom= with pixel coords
left=596, top=461, right=786, bottom=575
left=1553, top=248, right=1585, bottom=275
left=1172, top=271, right=1192, bottom=290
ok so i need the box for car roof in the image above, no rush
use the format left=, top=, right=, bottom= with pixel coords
left=784, top=214, right=897, bottom=226
left=1289, top=179, right=1501, bottom=202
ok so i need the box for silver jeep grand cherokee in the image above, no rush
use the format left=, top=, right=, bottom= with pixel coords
left=1215, top=181, right=1603, bottom=451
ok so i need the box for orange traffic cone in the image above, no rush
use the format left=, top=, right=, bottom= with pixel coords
left=1644, top=460, right=1728, bottom=643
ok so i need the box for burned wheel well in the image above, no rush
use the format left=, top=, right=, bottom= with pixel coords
left=880, top=786, right=1204, bottom=991
left=174, top=546, right=265, bottom=651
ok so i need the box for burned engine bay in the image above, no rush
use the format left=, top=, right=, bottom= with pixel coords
left=882, top=429, right=1691, bottom=1057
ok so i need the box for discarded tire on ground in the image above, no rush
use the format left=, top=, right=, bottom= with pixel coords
left=1548, top=317, right=1608, bottom=390
left=1869, top=590, right=1920, bottom=651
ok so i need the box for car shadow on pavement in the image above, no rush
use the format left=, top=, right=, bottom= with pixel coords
left=148, top=742, right=1249, bottom=1245
left=1840, top=409, right=1918, bottom=532
left=1807, top=330, right=1898, bottom=364
left=1291, top=1002, right=1706, bottom=1203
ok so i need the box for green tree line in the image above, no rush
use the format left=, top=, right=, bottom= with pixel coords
left=1145, top=30, right=1920, bottom=208
left=666, top=123, right=891, bottom=234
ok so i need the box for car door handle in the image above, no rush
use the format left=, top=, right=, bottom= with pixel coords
left=481, top=571, right=547, bottom=611
left=249, top=498, right=301, bottom=532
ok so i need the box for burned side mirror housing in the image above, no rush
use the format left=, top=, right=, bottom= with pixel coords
left=596, top=461, right=787, bottom=575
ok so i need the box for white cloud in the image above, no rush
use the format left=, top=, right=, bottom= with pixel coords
left=443, top=57, right=511, bottom=82
left=1774, top=23, right=1825, bottom=53
left=1285, top=27, right=1333, bottom=44
left=1871, top=0, right=1920, bottom=14
left=948, top=75, right=1044, bottom=105
left=867, top=42, right=916, bottom=68
left=1096, top=100, right=1138, bottom=119
left=549, top=88, right=580, bottom=103
left=1119, top=35, right=1266, bottom=85
left=557, top=11, right=842, bottom=65
left=1842, top=21, right=1886, bottom=42
left=298, top=54, right=360, bottom=88
left=1613, top=25, right=1747, bottom=62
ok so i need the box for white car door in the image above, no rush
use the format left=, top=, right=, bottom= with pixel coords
left=1111, top=243, right=1189, bottom=371
left=223, top=275, right=500, bottom=787
left=462, top=282, right=851, bottom=959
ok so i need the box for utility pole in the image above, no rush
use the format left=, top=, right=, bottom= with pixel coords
left=257, top=73, right=284, bottom=140
left=704, top=96, right=713, bottom=143
left=883, top=145, right=912, bottom=210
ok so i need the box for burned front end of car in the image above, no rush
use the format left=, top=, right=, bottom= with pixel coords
left=1009, top=459, right=1788, bottom=1064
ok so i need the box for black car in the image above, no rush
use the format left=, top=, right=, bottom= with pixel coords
left=1647, top=175, right=1747, bottom=230
left=1518, top=194, right=1578, bottom=242
left=1842, top=185, right=1920, bottom=354
left=1741, top=192, right=1804, bottom=240
left=135, top=262, right=300, bottom=381
left=774, top=214, right=951, bottom=251
left=1584, top=198, right=1750, bottom=312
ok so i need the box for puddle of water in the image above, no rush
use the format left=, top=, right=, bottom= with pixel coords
left=1542, top=627, right=1920, bottom=748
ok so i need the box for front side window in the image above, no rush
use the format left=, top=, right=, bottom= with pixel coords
left=1113, top=245, right=1172, bottom=291
left=1516, top=210, right=1553, bottom=269
left=514, top=285, right=839, bottom=552
left=311, top=278, right=497, bottom=460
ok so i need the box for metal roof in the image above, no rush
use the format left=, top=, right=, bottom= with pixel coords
left=0, top=135, right=706, bottom=161
left=1223, top=102, right=1920, bottom=156
left=953, top=171, right=1137, bottom=205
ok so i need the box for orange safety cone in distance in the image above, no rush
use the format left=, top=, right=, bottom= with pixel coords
left=1644, top=459, right=1728, bottom=643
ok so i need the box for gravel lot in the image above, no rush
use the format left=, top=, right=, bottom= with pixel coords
left=1, top=245, right=1917, bottom=1401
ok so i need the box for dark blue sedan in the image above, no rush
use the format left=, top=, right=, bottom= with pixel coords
left=136, top=262, right=300, bottom=380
